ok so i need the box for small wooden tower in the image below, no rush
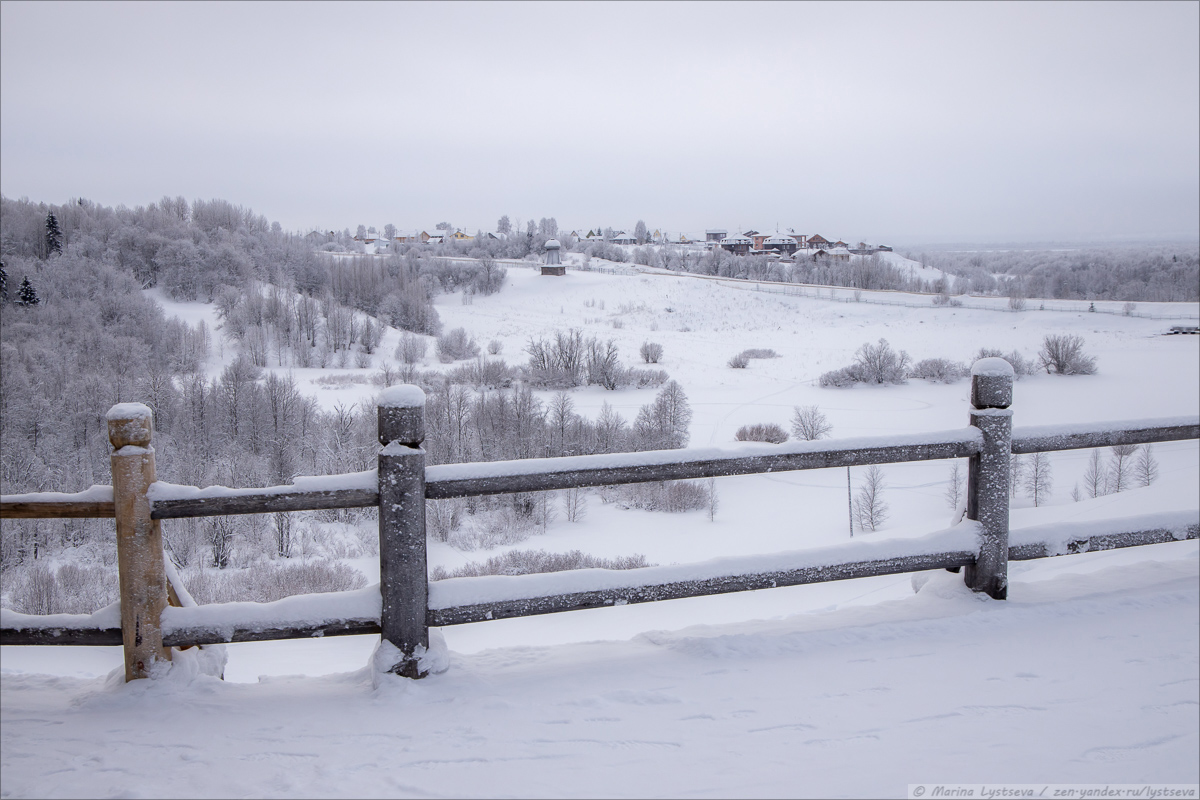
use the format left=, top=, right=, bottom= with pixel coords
left=541, top=238, right=565, bottom=276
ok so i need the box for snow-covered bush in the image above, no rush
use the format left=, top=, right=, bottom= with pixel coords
left=739, top=348, right=779, bottom=359
left=908, top=358, right=968, bottom=383
left=601, top=479, right=713, bottom=513
left=735, top=423, right=789, bottom=444
left=623, top=367, right=669, bottom=389
left=6, top=564, right=118, bottom=616
left=1038, top=334, right=1097, bottom=375
left=728, top=352, right=750, bottom=369
left=639, top=341, right=664, bottom=363
left=436, top=327, right=481, bottom=362
left=430, top=549, right=651, bottom=580
left=820, top=339, right=911, bottom=387
left=182, top=559, right=366, bottom=605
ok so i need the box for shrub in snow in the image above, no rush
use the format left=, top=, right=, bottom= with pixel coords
left=735, top=422, right=789, bottom=444
left=739, top=348, right=779, bottom=359
left=820, top=339, right=911, bottom=387
left=791, top=405, right=832, bottom=440
left=183, top=559, right=366, bottom=605
left=436, top=327, right=481, bottom=362
left=1038, top=334, right=1097, bottom=375
left=396, top=331, right=427, bottom=365
left=601, top=479, right=713, bottom=513
left=908, top=357, right=968, bottom=384
left=446, top=357, right=515, bottom=390
left=639, top=341, right=664, bottom=363
left=487, top=338, right=503, bottom=355
left=624, top=367, right=669, bottom=389
left=430, top=549, right=651, bottom=580
left=728, top=352, right=750, bottom=369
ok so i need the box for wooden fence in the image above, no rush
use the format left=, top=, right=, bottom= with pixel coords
left=2, top=361, right=1197, bottom=681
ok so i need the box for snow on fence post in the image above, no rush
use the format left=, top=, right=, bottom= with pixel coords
left=964, top=359, right=1014, bottom=599
left=107, top=403, right=170, bottom=680
left=377, top=386, right=430, bottom=678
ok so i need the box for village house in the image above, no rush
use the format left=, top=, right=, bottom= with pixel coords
left=719, top=234, right=753, bottom=255
left=763, top=233, right=798, bottom=256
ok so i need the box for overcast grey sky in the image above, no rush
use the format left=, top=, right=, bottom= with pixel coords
left=2, top=1, right=1197, bottom=243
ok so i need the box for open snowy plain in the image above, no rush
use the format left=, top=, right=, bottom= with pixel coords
left=3, top=261, right=1198, bottom=798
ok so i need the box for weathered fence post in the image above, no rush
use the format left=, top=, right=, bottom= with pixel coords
left=107, top=403, right=170, bottom=680
left=964, top=358, right=1014, bottom=599
left=377, top=386, right=429, bottom=678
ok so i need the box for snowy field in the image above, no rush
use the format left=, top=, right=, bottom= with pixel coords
left=3, top=263, right=1198, bottom=798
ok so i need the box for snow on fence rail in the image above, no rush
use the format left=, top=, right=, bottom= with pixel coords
left=2, top=364, right=1198, bottom=681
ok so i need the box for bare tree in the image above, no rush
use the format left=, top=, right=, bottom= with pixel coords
left=1082, top=449, right=1105, bottom=498
left=790, top=405, right=832, bottom=441
left=852, top=465, right=889, bottom=532
left=1009, top=453, right=1026, bottom=498
left=562, top=487, right=587, bottom=522
left=1107, top=444, right=1138, bottom=492
left=1135, top=443, right=1159, bottom=487
left=706, top=477, right=720, bottom=521
left=1024, top=452, right=1053, bottom=507
left=945, top=460, right=965, bottom=509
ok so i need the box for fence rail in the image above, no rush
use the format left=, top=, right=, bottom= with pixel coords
left=2, top=364, right=1198, bottom=682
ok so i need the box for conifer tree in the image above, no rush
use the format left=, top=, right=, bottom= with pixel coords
left=0, top=261, right=8, bottom=302
left=44, top=213, right=63, bottom=256
left=16, top=275, right=40, bottom=306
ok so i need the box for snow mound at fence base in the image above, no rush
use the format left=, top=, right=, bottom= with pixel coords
left=3, top=542, right=1196, bottom=799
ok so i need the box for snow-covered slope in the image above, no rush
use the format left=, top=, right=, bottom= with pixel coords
left=4, top=264, right=1198, bottom=797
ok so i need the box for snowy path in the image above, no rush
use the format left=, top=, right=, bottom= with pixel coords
left=3, top=545, right=1196, bottom=798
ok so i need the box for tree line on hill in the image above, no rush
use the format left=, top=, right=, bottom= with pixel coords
left=906, top=245, right=1199, bottom=303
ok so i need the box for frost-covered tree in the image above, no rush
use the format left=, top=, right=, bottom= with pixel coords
left=1107, top=443, right=1137, bottom=493
left=1009, top=453, right=1026, bottom=498
left=1135, top=443, right=1159, bottom=487
left=355, top=224, right=367, bottom=239
left=633, top=380, right=692, bottom=451
left=945, top=460, right=965, bottom=509
left=1024, top=452, right=1053, bottom=507
left=791, top=405, right=832, bottom=440
left=497, top=215, right=511, bottom=235
left=1082, top=449, right=1106, bottom=498
left=383, top=223, right=397, bottom=240
left=44, top=213, right=63, bottom=256
left=15, top=275, right=39, bottom=306
left=853, top=465, right=888, bottom=532
left=634, top=220, right=648, bottom=245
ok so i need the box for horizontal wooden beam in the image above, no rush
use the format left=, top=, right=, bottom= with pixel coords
left=1011, top=420, right=1199, bottom=455
left=424, top=439, right=981, bottom=500
left=151, top=488, right=378, bottom=520
left=426, top=550, right=977, bottom=627
left=1009, top=522, right=1198, bottom=561
left=0, top=501, right=115, bottom=519
left=5, top=519, right=1195, bottom=647
left=0, top=626, right=123, bottom=646
left=162, top=619, right=381, bottom=647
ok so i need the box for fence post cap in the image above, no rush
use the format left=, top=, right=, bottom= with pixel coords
left=107, top=403, right=153, bottom=448
left=379, top=385, right=427, bottom=409
left=970, top=358, right=1014, bottom=410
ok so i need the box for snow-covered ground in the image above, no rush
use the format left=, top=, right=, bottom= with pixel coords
left=4, top=265, right=1198, bottom=797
